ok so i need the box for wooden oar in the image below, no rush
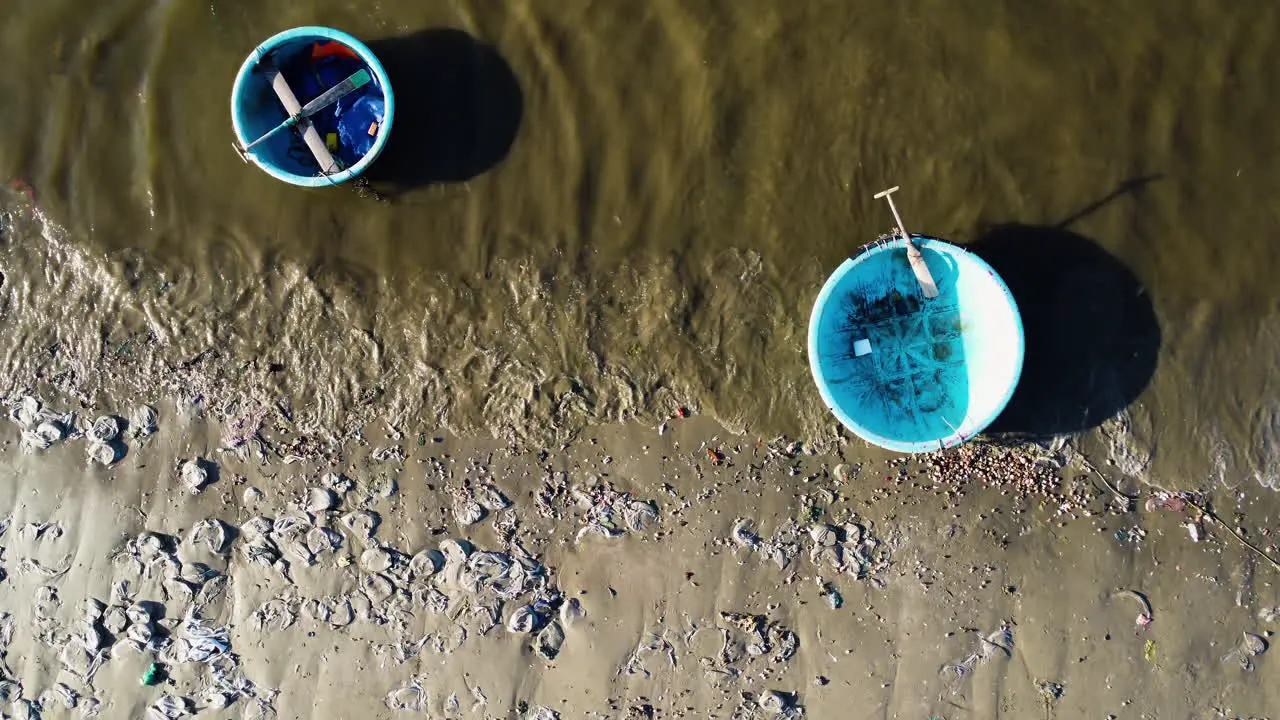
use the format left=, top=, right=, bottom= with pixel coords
left=236, top=68, right=372, bottom=157
left=874, top=186, right=939, bottom=299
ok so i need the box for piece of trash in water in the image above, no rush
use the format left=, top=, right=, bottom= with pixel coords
left=1113, top=589, right=1153, bottom=626
left=181, top=458, right=210, bottom=494
left=131, top=405, right=158, bottom=437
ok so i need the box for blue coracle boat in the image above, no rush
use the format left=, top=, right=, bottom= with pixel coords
left=808, top=222, right=1025, bottom=453
left=231, top=27, right=395, bottom=187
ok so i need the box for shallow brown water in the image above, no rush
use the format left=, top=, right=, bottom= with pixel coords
left=1, top=0, right=1279, bottom=484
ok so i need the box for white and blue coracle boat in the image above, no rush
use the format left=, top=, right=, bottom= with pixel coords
left=807, top=187, right=1025, bottom=452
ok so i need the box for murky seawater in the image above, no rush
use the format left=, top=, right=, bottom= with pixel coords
left=1, top=0, right=1279, bottom=483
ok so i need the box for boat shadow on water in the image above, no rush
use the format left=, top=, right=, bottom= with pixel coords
left=967, top=224, right=1161, bottom=440
left=362, top=28, right=524, bottom=193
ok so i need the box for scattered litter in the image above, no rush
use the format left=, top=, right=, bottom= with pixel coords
left=1145, top=491, right=1187, bottom=513
left=21, top=420, right=65, bottom=452
left=385, top=678, right=429, bottom=712
left=1185, top=521, right=1203, bottom=542
left=820, top=582, right=842, bottom=609
left=573, top=483, right=661, bottom=540
left=189, top=519, right=232, bottom=554
left=1144, top=639, right=1157, bottom=664
left=242, top=697, right=279, bottom=720
left=560, top=597, right=585, bottom=628
left=409, top=549, right=444, bottom=578
left=149, top=694, right=192, bottom=719
left=1113, top=527, right=1146, bottom=545
left=89, top=416, right=121, bottom=444
left=87, top=439, right=120, bottom=466
left=1036, top=681, right=1065, bottom=701
left=305, top=487, right=338, bottom=513
left=535, top=621, right=565, bottom=660
left=322, top=472, right=354, bottom=494
left=942, top=621, right=1014, bottom=692
left=16, top=557, right=71, bottom=578
left=18, top=522, right=63, bottom=543
left=142, top=663, right=165, bottom=686
left=507, top=604, right=538, bottom=633
left=130, top=405, right=159, bottom=437
left=452, top=489, right=485, bottom=526
left=181, top=459, right=211, bottom=494
left=1259, top=606, right=1280, bottom=623
left=731, top=519, right=761, bottom=550
left=249, top=596, right=298, bottom=633
left=341, top=510, right=380, bottom=541
left=369, top=474, right=398, bottom=498
left=164, top=609, right=230, bottom=664
left=1113, top=589, right=1153, bottom=626
left=42, top=682, right=80, bottom=709
left=1224, top=631, right=1269, bottom=671
left=759, top=690, right=793, bottom=713
left=476, top=483, right=511, bottom=511
left=372, top=445, right=406, bottom=464
left=526, top=707, right=561, bottom=720
left=1242, top=632, right=1268, bottom=656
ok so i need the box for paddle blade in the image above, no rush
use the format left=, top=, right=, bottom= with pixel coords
left=299, top=69, right=373, bottom=118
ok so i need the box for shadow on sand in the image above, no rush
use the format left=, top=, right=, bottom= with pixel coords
left=363, top=28, right=523, bottom=193
left=967, top=224, right=1161, bottom=439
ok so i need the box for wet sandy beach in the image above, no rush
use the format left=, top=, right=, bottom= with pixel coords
left=1, top=395, right=1278, bottom=718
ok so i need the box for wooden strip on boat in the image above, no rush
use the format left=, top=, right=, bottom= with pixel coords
left=270, top=72, right=341, bottom=175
